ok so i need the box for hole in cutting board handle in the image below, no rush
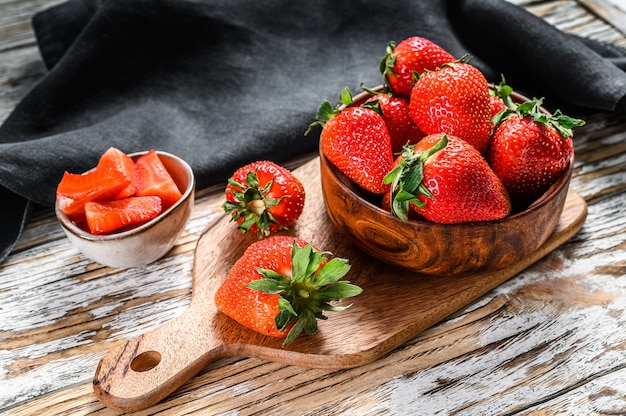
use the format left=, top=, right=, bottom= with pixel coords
left=130, top=351, right=162, bottom=372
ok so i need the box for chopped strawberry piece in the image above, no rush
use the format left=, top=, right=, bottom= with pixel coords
left=84, top=196, right=162, bottom=235
left=96, top=147, right=138, bottom=199
left=56, top=169, right=131, bottom=221
left=135, top=150, right=182, bottom=210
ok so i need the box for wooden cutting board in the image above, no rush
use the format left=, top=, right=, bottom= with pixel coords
left=93, top=156, right=588, bottom=412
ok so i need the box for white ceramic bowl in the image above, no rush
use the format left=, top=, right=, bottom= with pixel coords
left=55, top=151, right=195, bottom=268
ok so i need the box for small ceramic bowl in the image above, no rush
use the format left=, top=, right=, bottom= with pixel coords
left=56, top=151, right=195, bottom=268
left=319, top=89, right=573, bottom=276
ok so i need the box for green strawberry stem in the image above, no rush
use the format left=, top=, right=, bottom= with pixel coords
left=380, top=40, right=398, bottom=89
left=247, top=242, right=362, bottom=347
left=493, top=95, right=585, bottom=138
left=490, top=75, right=516, bottom=112
left=304, top=86, right=354, bottom=135
left=222, top=169, right=286, bottom=238
left=383, top=134, right=448, bottom=222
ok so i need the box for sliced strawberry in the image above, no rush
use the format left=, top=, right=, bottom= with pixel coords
left=84, top=196, right=162, bottom=235
left=56, top=169, right=131, bottom=221
left=96, top=147, right=138, bottom=199
left=135, top=150, right=183, bottom=210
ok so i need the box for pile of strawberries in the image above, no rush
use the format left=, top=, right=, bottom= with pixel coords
left=310, top=36, right=585, bottom=224
left=56, top=147, right=182, bottom=234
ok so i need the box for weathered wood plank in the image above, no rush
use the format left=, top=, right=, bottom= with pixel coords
left=1, top=0, right=626, bottom=415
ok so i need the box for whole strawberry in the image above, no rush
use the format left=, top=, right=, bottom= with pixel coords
left=381, top=37, right=456, bottom=97
left=222, top=161, right=305, bottom=238
left=488, top=98, right=585, bottom=207
left=363, top=93, right=424, bottom=154
left=409, top=61, right=493, bottom=154
left=214, top=236, right=362, bottom=347
left=308, top=87, right=394, bottom=194
left=384, top=133, right=511, bottom=224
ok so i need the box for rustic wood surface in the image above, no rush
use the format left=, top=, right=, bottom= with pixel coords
left=92, top=157, right=587, bottom=413
left=1, top=0, right=625, bottom=415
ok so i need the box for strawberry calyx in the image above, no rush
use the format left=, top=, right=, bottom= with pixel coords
left=222, top=169, right=286, bottom=237
left=493, top=96, right=585, bottom=139
left=380, top=40, right=399, bottom=90
left=383, top=134, right=449, bottom=222
left=247, top=241, right=362, bottom=347
left=305, top=86, right=354, bottom=135
left=490, top=75, right=516, bottom=111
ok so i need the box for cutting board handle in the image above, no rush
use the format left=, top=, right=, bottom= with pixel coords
left=92, top=304, right=228, bottom=413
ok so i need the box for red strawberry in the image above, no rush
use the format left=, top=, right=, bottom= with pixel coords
left=135, top=150, right=182, bottom=211
left=56, top=168, right=131, bottom=221
left=381, top=37, right=456, bottom=97
left=222, top=161, right=305, bottom=238
left=489, top=77, right=516, bottom=119
left=488, top=99, right=584, bottom=207
left=490, top=95, right=507, bottom=119
left=384, top=133, right=511, bottom=224
left=96, top=147, right=137, bottom=199
left=409, top=61, right=492, bottom=154
left=308, top=87, right=393, bottom=194
left=84, top=196, right=162, bottom=235
left=364, top=93, right=424, bottom=154
left=214, top=236, right=362, bottom=346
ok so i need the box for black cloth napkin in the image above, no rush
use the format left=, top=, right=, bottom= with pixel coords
left=2, top=0, right=626, bottom=263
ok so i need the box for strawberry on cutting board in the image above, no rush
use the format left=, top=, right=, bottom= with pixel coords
left=214, top=236, right=362, bottom=347
left=384, top=133, right=511, bottom=224
left=409, top=60, right=493, bottom=154
left=308, top=87, right=394, bottom=194
left=222, top=161, right=305, bottom=238
left=381, top=36, right=456, bottom=97
left=488, top=98, right=585, bottom=208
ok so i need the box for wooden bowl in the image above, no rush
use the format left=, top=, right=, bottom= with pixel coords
left=319, top=90, right=573, bottom=276
left=56, top=151, right=195, bottom=269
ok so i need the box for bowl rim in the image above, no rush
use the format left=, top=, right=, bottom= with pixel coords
left=55, top=150, right=195, bottom=242
left=323, top=85, right=573, bottom=227
left=320, top=147, right=572, bottom=228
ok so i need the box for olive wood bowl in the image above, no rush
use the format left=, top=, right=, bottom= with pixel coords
left=319, top=89, right=573, bottom=276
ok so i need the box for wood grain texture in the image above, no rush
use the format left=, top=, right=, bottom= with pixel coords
left=92, top=156, right=587, bottom=412
left=1, top=0, right=626, bottom=415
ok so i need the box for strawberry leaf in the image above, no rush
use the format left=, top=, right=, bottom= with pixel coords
left=387, top=135, right=447, bottom=221
left=245, top=241, right=362, bottom=347
left=314, top=257, right=351, bottom=286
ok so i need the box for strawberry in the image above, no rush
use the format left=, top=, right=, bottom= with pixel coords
left=384, top=133, right=511, bottom=224
left=222, top=161, right=305, bottom=238
left=307, top=87, right=393, bottom=194
left=488, top=76, right=519, bottom=124
left=381, top=36, right=456, bottom=97
left=56, top=168, right=131, bottom=221
left=488, top=98, right=585, bottom=207
left=409, top=61, right=493, bottom=154
left=135, top=150, right=183, bottom=211
left=363, top=93, right=424, bottom=154
left=214, top=236, right=362, bottom=346
left=96, top=147, right=138, bottom=199
left=84, top=196, right=162, bottom=235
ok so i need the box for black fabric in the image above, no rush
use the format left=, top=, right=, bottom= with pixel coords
left=1, top=0, right=626, bottom=263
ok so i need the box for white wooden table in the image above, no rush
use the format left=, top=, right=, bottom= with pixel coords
left=1, top=0, right=626, bottom=414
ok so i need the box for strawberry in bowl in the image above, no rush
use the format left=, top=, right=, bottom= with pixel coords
left=311, top=36, right=584, bottom=275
